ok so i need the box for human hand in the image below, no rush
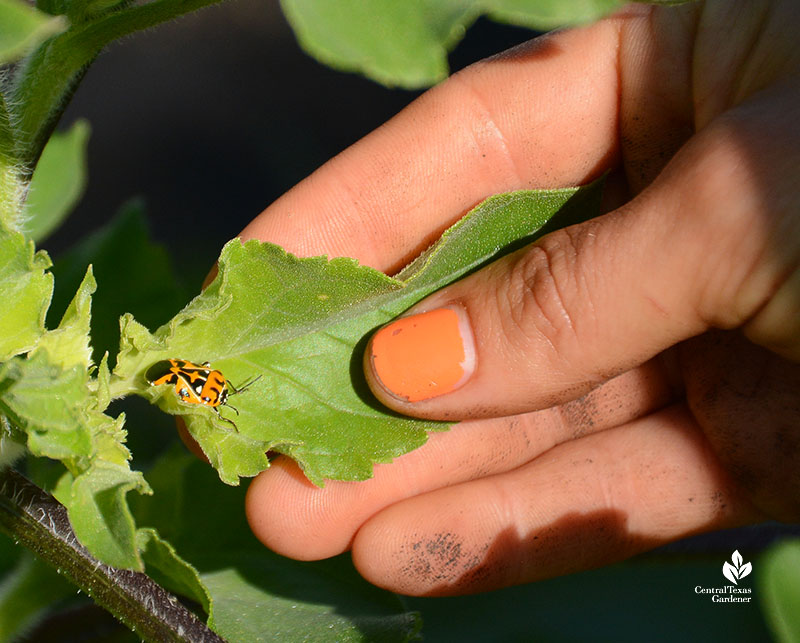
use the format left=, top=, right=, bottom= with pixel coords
left=242, top=0, right=800, bottom=596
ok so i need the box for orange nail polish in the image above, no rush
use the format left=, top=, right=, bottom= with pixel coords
left=369, top=307, right=475, bottom=402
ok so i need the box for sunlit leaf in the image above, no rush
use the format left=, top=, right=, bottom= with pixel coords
left=49, top=202, right=187, bottom=364
left=34, top=265, right=94, bottom=370
left=114, top=184, right=603, bottom=486
left=53, top=458, right=150, bottom=571
left=0, top=223, right=52, bottom=360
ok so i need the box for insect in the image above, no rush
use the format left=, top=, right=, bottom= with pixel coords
left=145, top=358, right=261, bottom=431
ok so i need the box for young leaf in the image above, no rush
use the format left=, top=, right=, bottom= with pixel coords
left=49, top=202, right=187, bottom=364
left=0, top=223, right=53, bottom=361
left=24, top=120, right=90, bottom=243
left=115, top=184, right=602, bottom=486
left=34, top=264, right=94, bottom=370
left=53, top=458, right=150, bottom=571
left=0, top=0, right=65, bottom=65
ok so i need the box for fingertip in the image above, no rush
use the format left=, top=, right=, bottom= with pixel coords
left=350, top=490, right=511, bottom=597
left=245, top=457, right=339, bottom=560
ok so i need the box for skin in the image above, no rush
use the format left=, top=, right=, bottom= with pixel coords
left=240, top=0, right=800, bottom=596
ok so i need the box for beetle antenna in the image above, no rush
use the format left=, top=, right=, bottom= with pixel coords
left=229, top=375, right=262, bottom=395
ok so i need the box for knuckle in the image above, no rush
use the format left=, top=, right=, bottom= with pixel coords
left=495, top=227, right=595, bottom=364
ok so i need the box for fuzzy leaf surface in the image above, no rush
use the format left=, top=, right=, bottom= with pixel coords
left=0, top=224, right=53, bottom=360
left=0, top=350, right=93, bottom=461
left=53, top=458, right=150, bottom=571
left=34, top=264, right=94, bottom=370
left=115, top=185, right=602, bottom=486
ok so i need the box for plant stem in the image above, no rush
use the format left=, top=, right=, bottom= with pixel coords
left=0, top=468, right=225, bottom=643
left=0, top=93, right=26, bottom=229
left=0, top=164, right=26, bottom=230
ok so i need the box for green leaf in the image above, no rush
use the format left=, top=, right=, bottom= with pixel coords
left=486, top=0, right=625, bottom=31
left=0, top=289, right=151, bottom=571
left=130, top=447, right=421, bottom=641
left=0, top=224, right=53, bottom=361
left=49, top=201, right=187, bottom=364
left=24, top=120, right=90, bottom=243
left=53, top=458, right=150, bottom=571
left=202, top=561, right=421, bottom=642
left=280, top=0, right=628, bottom=88
left=0, top=0, right=65, bottom=64
left=137, top=527, right=211, bottom=615
left=0, top=350, right=93, bottom=461
left=35, top=264, right=94, bottom=370
left=115, top=184, right=602, bottom=486
left=280, top=0, right=479, bottom=88
left=758, top=539, right=800, bottom=643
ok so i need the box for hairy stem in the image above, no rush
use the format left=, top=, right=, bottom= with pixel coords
left=0, top=93, right=26, bottom=228
left=0, top=468, right=224, bottom=642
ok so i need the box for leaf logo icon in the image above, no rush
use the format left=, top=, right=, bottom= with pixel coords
left=722, top=550, right=752, bottom=584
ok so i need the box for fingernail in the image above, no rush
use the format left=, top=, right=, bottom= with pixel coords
left=369, top=306, right=475, bottom=402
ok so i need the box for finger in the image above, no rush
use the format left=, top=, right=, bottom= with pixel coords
left=239, top=17, right=624, bottom=271
left=246, top=360, right=675, bottom=560
left=350, top=405, right=761, bottom=596
left=363, top=90, right=800, bottom=419
left=682, top=330, right=800, bottom=522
